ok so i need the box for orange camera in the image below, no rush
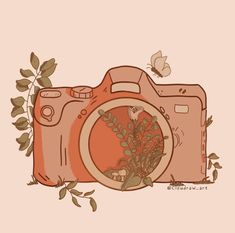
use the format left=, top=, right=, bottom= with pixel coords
left=33, top=66, right=207, bottom=190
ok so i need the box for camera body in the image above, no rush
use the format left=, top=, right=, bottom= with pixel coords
left=33, top=66, right=207, bottom=188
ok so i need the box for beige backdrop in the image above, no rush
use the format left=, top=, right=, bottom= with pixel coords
left=0, top=0, right=234, bottom=232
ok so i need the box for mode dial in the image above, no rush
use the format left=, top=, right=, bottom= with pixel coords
left=71, top=86, right=93, bottom=99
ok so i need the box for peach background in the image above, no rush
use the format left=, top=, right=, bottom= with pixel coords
left=0, top=0, right=234, bottom=232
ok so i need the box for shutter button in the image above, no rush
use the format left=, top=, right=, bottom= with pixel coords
left=71, top=86, right=93, bottom=99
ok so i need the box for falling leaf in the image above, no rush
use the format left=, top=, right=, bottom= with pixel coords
left=70, top=189, right=83, bottom=196
left=59, top=187, right=67, bottom=200
left=26, top=142, right=33, bottom=157
left=20, top=69, right=34, bottom=77
left=72, top=196, right=81, bottom=207
left=89, top=198, right=97, bottom=212
left=208, top=160, right=213, bottom=169
left=19, top=139, right=30, bottom=151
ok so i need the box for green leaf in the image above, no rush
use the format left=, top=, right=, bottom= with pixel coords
left=122, top=129, right=127, bottom=136
left=108, top=122, right=114, bottom=127
left=72, top=196, right=81, bottom=207
left=31, top=94, right=36, bottom=105
left=34, top=86, right=40, bottom=95
left=59, top=187, right=67, bottom=200
left=11, top=106, right=24, bottom=117
left=117, top=133, right=123, bottom=139
left=66, top=181, right=77, bottom=189
left=41, top=63, right=57, bottom=77
left=98, top=109, right=105, bottom=115
left=30, top=52, right=40, bottom=70
left=112, top=117, right=117, bottom=123
left=208, top=160, right=213, bottom=170
left=89, top=197, right=97, bottom=212
left=83, top=190, right=95, bottom=196
left=70, top=189, right=83, bottom=196
left=40, top=58, right=55, bottom=71
left=213, top=169, right=218, bottom=182
left=208, top=153, right=219, bottom=160
left=213, top=162, right=222, bottom=169
left=143, top=177, right=153, bottom=187
left=16, top=79, right=31, bottom=87
left=26, top=142, right=33, bottom=157
left=112, top=128, right=118, bottom=132
left=120, top=141, right=128, bottom=147
left=19, top=139, right=30, bottom=151
left=37, top=77, right=52, bottom=87
left=16, top=133, right=29, bottom=144
left=20, top=69, right=34, bottom=77
left=124, top=149, right=132, bottom=156
left=121, top=173, right=141, bottom=190
left=12, top=117, right=28, bottom=130
left=11, top=97, right=25, bottom=107
left=29, top=106, right=33, bottom=117
left=16, top=84, right=29, bottom=92
left=107, top=112, right=112, bottom=119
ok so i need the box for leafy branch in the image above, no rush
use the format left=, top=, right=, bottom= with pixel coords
left=11, top=52, right=57, bottom=156
left=58, top=181, right=97, bottom=212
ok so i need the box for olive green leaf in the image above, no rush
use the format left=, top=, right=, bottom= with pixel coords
left=152, top=124, right=158, bottom=129
left=16, top=79, right=31, bottom=87
left=152, top=116, right=158, bottom=122
left=206, top=115, right=213, bottom=127
left=208, top=160, right=213, bottom=169
left=20, top=69, right=34, bottom=78
left=37, top=77, right=52, bottom=87
left=26, top=142, right=33, bottom=157
left=11, top=97, right=25, bottom=107
left=72, top=196, right=81, bottom=207
left=208, top=153, right=219, bottom=160
left=12, top=117, right=28, bottom=130
left=16, top=84, right=29, bottom=92
left=41, top=63, right=57, bottom=77
left=213, top=169, right=218, bottom=182
left=117, top=133, right=123, bottom=139
left=122, top=129, right=127, bottom=136
left=124, top=149, right=132, bottom=156
left=107, top=112, right=112, bottom=119
left=66, top=181, right=77, bottom=189
left=112, top=117, right=117, bottom=123
left=108, top=122, right=114, bottom=127
left=30, top=52, right=40, bottom=70
left=19, top=139, right=30, bottom=151
left=213, top=162, right=222, bottom=169
left=70, top=189, right=83, bottom=196
left=31, top=94, right=36, bottom=105
left=29, top=106, right=33, bottom=117
left=89, top=198, right=97, bottom=212
left=83, top=190, right=95, bottom=197
left=112, top=128, right=118, bottom=132
left=98, top=109, right=105, bottom=115
left=120, top=141, right=128, bottom=147
left=121, top=173, right=141, bottom=190
left=128, top=123, right=133, bottom=129
left=40, top=58, right=55, bottom=71
left=59, top=187, right=67, bottom=200
left=11, top=106, right=24, bottom=117
left=143, top=177, right=153, bottom=187
left=16, top=133, right=29, bottom=144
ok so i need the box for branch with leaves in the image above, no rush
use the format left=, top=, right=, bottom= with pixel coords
left=11, top=52, right=57, bottom=156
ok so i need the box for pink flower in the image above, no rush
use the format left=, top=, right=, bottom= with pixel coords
left=128, top=106, right=144, bottom=121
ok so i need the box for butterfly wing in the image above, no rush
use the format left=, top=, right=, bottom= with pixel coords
left=161, top=63, right=171, bottom=77
left=154, top=56, right=167, bottom=71
left=150, top=51, right=162, bottom=66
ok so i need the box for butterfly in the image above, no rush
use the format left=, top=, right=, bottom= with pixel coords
left=147, top=50, right=171, bottom=78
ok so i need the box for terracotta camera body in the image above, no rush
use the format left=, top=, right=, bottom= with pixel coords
left=33, top=66, right=207, bottom=189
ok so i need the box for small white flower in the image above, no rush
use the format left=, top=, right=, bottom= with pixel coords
left=128, top=106, right=144, bottom=121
